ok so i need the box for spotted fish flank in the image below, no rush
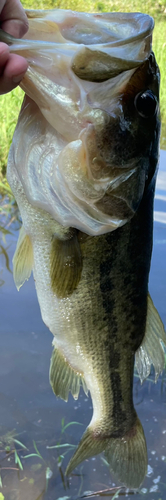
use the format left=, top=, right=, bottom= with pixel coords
left=1, top=9, right=166, bottom=489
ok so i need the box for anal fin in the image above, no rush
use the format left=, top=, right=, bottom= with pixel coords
left=135, top=293, right=166, bottom=383
left=13, top=225, right=33, bottom=290
left=49, top=346, right=88, bottom=402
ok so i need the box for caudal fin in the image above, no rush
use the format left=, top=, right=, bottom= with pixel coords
left=65, top=426, right=108, bottom=477
left=66, top=416, right=147, bottom=489
left=105, top=416, right=147, bottom=489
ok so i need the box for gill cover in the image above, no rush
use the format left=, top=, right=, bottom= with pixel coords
left=3, top=10, right=157, bottom=235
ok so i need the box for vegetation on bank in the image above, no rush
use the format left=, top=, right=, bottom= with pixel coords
left=21, top=0, right=166, bottom=16
left=0, top=0, right=166, bottom=184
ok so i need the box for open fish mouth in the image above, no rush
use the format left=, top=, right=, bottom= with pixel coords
left=3, top=9, right=154, bottom=90
left=1, top=10, right=158, bottom=235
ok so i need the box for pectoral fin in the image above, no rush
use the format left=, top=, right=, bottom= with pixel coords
left=50, top=231, right=82, bottom=298
left=13, top=225, right=33, bottom=290
left=135, top=293, right=166, bottom=383
left=49, top=344, right=88, bottom=402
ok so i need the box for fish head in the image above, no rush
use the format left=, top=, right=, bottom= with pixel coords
left=88, top=51, right=160, bottom=220
left=5, top=10, right=160, bottom=235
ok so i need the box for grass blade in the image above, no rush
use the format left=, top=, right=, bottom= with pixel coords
left=62, top=422, right=83, bottom=433
left=0, top=226, right=12, bottom=235
left=112, top=489, right=121, bottom=499
left=81, top=487, right=123, bottom=499
left=47, top=443, right=76, bottom=449
left=0, top=244, right=11, bottom=273
left=14, top=439, right=27, bottom=450
left=24, top=453, right=42, bottom=459
left=33, top=441, right=43, bottom=460
left=15, top=450, right=23, bottom=470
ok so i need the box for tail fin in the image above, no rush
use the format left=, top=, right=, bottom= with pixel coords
left=66, top=416, right=147, bottom=489
left=65, top=426, right=108, bottom=477
left=105, top=416, right=147, bottom=489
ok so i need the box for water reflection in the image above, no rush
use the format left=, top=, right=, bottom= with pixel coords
left=0, top=152, right=166, bottom=499
left=0, top=199, right=20, bottom=287
left=154, top=150, right=166, bottom=225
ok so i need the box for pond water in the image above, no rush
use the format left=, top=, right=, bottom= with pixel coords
left=0, top=151, right=166, bottom=500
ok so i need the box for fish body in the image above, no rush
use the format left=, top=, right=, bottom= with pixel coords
left=2, top=10, right=166, bottom=489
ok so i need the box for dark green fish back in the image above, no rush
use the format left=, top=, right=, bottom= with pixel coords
left=65, top=149, right=158, bottom=486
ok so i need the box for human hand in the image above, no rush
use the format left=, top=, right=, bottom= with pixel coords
left=0, top=0, right=28, bottom=94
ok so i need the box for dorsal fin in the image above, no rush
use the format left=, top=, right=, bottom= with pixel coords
left=13, top=225, right=33, bottom=290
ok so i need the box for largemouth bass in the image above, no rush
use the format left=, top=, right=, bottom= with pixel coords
left=1, top=9, right=166, bottom=489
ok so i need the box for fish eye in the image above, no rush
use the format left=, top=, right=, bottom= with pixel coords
left=134, top=90, right=158, bottom=118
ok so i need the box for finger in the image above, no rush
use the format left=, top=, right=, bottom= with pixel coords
left=0, top=53, right=28, bottom=94
left=4, top=53, right=28, bottom=79
left=0, top=0, right=29, bottom=38
left=0, top=42, right=10, bottom=74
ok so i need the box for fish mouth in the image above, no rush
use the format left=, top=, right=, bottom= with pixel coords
left=58, top=11, right=154, bottom=45
left=60, top=11, right=154, bottom=82
left=6, top=10, right=159, bottom=236
left=5, top=10, right=153, bottom=82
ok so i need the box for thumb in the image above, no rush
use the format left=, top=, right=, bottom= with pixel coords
left=0, top=0, right=29, bottom=38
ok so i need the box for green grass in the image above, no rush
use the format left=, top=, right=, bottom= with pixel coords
left=21, top=0, right=166, bottom=16
left=0, top=87, right=24, bottom=178
left=153, top=19, right=166, bottom=149
left=0, top=420, right=87, bottom=497
left=0, top=0, right=166, bottom=179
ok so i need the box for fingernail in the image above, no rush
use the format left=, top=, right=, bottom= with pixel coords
left=12, top=72, right=26, bottom=83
